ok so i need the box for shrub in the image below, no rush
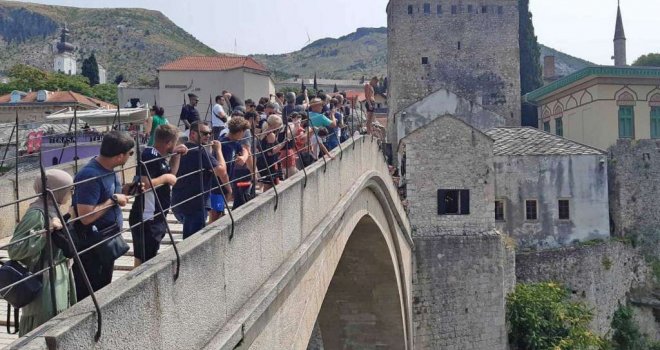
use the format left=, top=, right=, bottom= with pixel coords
left=507, top=282, right=603, bottom=350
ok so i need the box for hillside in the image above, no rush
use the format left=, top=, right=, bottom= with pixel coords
left=253, top=27, right=593, bottom=81
left=0, top=0, right=217, bottom=83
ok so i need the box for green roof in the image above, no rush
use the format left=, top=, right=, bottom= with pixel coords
left=525, top=66, right=660, bottom=103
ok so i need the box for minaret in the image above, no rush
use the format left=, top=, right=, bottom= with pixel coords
left=53, top=23, right=77, bottom=75
left=613, top=0, right=627, bottom=66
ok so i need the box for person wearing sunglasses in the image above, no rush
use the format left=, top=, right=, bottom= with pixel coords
left=72, top=131, right=135, bottom=301
left=171, top=121, right=231, bottom=238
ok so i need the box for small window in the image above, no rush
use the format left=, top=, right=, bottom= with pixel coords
left=618, top=106, right=634, bottom=139
left=543, top=121, right=550, bottom=132
left=650, top=107, right=660, bottom=139
left=558, top=200, right=570, bottom=220
left=555, top=118, right=563, bottom=137
left=457, top=41, right=461, bottom=50
left=468, top=5, right=473, bottom=13
left=408, top=5, right=413, bottom=14
left=525, top=200, right=538, bottom=221
left=438, top=189, right=470, bottom=215
left=422, top=57, right=429, bottom=65
left=423, top=3, right=430, bottom=13
left=451, top=5, right=457, bottom=14
left=481, top=5, right=488, bottom=13
left=497, top=6, right=503, bottom=14
left=495, top=200, right=505, bottom=221
left=437, top=4, right=442, bottom=14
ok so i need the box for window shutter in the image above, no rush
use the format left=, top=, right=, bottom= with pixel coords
left=437, top=190, right=447, bottom=215
left=460, top=190, right=470, bottom=215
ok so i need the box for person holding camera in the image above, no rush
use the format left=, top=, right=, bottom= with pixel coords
left=71, top=131, right=135, bottom=301
left=129, top=124, right=187, bottom=267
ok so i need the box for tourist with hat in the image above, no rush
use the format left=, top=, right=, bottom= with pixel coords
left=308, top=97, right=337, bottom=129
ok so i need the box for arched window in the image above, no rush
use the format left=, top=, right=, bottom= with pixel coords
left=650, top=94, right=660, bottom=139
left=553, top=105, right=564, bottom=137
left=617, top=91, right=636, bottom=139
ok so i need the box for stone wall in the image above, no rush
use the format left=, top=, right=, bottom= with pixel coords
left=403, top=115, right=495, bottom=235
left=516, top=241, right=653, bottom=336
left=494, top=154, right=610, bottom=249
left=403, top=115, right=511, bottom=349
left=609, top=139, right=660, bottom=241
left=387, top=0, right=521, bottom=143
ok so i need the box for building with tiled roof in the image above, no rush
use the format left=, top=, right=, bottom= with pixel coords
left=485, top=127, right=604, bottom=156
left=0, top=90, right=116, bottom=124
left=158, top=55, right=274, bottom=114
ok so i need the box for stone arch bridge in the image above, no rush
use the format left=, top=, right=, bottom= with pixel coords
left=13, top=137, right=413, bottom=350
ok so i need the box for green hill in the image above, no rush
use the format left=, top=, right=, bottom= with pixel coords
left=253, top=27, right=593, bottom=81
left=0, top=0, right=218, bottom=83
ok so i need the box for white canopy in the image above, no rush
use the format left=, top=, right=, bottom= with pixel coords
left=45, top=107, right=148, bottom=127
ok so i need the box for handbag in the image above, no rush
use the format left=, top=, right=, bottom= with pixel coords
left=0, top=260, right=43, bottom=309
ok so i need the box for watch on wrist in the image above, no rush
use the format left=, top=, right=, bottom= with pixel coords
left=111, top=194, right=119, bottom=205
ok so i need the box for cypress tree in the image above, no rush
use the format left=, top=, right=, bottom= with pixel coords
left=81, top=53, right=100, bottom=86
left=519, top=0, right=542, bottom=127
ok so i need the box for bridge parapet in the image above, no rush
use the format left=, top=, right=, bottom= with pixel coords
left=11, top=136, right=412, bottom=350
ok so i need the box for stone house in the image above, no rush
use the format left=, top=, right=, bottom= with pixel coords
left=486, top=127, right=610, bottom=249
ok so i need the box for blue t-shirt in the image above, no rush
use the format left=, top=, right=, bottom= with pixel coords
left=171, top=142, right=218, bottom=214
left=309, top=112, right=332, bottom=128
left=73, top=158, right=122, bottom=230
left=220, top=135, right=245, bottom=179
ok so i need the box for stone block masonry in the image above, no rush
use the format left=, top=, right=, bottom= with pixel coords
left=516, top=241, right=654, bottom=336
left=387, top=0, right=521, bottom=143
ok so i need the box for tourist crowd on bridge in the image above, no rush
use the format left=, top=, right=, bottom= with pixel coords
left=2, top=81, right=381, bottom=337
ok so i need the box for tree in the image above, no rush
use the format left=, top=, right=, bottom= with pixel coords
left=81, top=53, right=100, bottom=86
left=114, top=74, right=125, bottom=84
left=91, top=84, right=118, bottom=105
left=313, top=72, right=318, bottom=91
left=7, top=64, right=49, bottom=90
left=632, top=53, right=660, bottom=67
left=507, top=282, right=604, bottom=350
left=519, top=0, right=543, bottom=127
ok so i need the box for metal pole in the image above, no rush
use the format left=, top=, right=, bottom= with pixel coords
left=0, top=125, right=15, bottom=170
left=14, top=111, right=19, bottom=223
left=39, top=151, right=58, bottom=318
left=73, top=106, right=79, bottom=173
left=134, top=136, right=145, bottom=263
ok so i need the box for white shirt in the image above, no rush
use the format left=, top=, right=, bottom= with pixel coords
left=212, top=103, right=226, bottom=128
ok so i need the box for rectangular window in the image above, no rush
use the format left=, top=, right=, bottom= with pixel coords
left=495, top=200, right=505, bottom=221
left=422, top=57, right=429, bottom=64
left=543, top=121, right=550, bottom=133
left=468, top=5, right=473, bottom=13
left=451, top=5, right=457, bottom=14
left=558, top=200, right=570, bottom=220
left=481, top=5, right=488, bottom=13
left=423, top=3, right=430, bottom=13
left=525, top=200, right=538, bottom=221
left=651, top=107, right=660, bottom=139
left=555, top=118, right=563, bottom=137
left=438, top=189, right=470, bottom=215
left=497, top=6, right=504, bottom=14
left=437, top=4, right=442, bottom=14
left=457, top=41, right=461, bottom=50
left=408, top=5, right=413, bottom=14
left=618, top=106, right=634, bottom=138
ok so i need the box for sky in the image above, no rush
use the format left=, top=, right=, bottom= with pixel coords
left=12, top=0, right=660, bottom=65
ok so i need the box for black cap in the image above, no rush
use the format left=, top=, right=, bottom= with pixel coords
left=188, top=93, right=198, bottom=99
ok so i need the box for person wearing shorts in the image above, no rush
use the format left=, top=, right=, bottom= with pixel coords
left=129, top=124, right=187, bottom=266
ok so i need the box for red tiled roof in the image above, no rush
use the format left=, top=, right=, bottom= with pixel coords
left=158, top=55, right=269, bottom=73
left=0, top=91, right=115, bottom=109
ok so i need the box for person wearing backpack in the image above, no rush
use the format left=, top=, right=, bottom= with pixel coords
left=7, top=169, right=76, bottom=336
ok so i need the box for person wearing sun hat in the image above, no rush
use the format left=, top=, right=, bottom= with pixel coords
left=308, top=97, right=337, bottom=129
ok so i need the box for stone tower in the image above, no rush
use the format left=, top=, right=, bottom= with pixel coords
left=613, top=1, right=627, bottom=66
left=54, top=23, right=77, bottom=75
left=387, top=0, right=521, bottom=144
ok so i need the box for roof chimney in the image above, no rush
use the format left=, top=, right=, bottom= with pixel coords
left=543, top=55, right=556, bottom=80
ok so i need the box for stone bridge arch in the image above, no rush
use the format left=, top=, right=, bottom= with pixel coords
left=13, top=137, right=413, bottom=350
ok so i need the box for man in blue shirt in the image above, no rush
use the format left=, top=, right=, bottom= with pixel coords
left=72, top=131, right=135, bottom=301
left=129, top=124, right=188, bottom=266
left=171, top=121, right=231, bottom=238
left=308, top=98, right=337, bottom=129
left=179, top=93, right=200, bottom=131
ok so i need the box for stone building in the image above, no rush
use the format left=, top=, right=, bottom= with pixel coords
left=401, top=115, right=514, bottom=349
left=0, top=90, right=115, bottom=124
left=157, top=55, right=274, bottom=119
left=387, top=0, right=521, bottom=144
left=486, top=127, right=610, bottom=249
left=53, top=24, right=77, bottom=75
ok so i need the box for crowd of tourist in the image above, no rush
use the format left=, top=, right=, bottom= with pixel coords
left=3, top=86, right=368, bottom=336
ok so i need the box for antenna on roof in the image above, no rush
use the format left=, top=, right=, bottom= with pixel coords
left=234, top=38, right=237, bottom=55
